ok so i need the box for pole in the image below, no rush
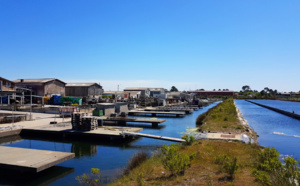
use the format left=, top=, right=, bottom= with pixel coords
left=11, top=106, right=14, bottom=126
left=30, top=90, right=32, bottom=120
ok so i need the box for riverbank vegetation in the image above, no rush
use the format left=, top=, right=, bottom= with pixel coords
left=109, top=140, right=262, bottom=185
left=196, top=98, right=244, bottom=133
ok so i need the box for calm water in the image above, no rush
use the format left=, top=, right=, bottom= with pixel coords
left=249, top=99, right=300, bottom=114
left=235, top=100, right=300, bottom=160
left=0, top=102, right=220, bottom=185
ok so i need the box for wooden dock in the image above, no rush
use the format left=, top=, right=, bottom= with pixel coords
left=144, top=108, right=193, bottom=114
left=121, top=131, right=185, bottom=142
left=101, top=117, right=166, bottom=127
left=128, top=111, right=185, bottom=117
left=21, top=124, right=143, bottom=141
left=0, top=146, right=74, bottom=173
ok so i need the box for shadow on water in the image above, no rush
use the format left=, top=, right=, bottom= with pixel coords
left=105, top=123, right=166, bottom=129
left=0, top=135, right=23, bottom=145
left=0, top=166, right=74, bottom=186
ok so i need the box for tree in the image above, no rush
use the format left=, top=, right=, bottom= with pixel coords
left=170, top=86, right=178, bottom=92
left=242, top=85, right=251, bottom=92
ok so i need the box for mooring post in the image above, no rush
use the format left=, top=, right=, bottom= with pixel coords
left=152, top=123, right=158, bottom=128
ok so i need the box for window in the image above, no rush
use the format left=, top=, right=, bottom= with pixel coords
left=0, top=81, right=2, bottom=90
left=6, top=82, right=11, bottom=87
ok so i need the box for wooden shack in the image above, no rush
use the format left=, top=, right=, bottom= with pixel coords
left=14, top=78, right=66, bottom=97
left=65, top=83, right=103, bottom=97
left=0, top=77, right=16, bottom=92
left=96, top=103, right=115, bottom=116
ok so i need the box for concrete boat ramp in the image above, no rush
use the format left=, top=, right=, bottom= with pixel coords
left=0, top=146, right=74, bottom=173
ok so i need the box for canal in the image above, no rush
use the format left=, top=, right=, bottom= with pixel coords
left=0, top=101, right=220, bottom=185
left=235, top=100, right=300, bottom=161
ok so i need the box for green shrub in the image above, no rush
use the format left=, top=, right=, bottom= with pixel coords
left=136, top=172, right=145, bottom=186
left=224, top=157, right=239, bottom=178
left=215, top=154, right=239, bottom=179
left=181, top=135, right=195, bottom=146
left=161, top=144, right=192, bottom=176
left=252, top=147, right=300, bottom=185
left=215, top=154, right=229, bottom=165
left=76, top=168, right=102, bottom=186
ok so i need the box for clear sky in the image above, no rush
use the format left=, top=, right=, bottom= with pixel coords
left=0, top=1, right=299, bottom=92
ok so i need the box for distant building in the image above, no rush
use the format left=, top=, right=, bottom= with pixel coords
left=65, top=83, right=103, bottom=97
left=123, top=88, right=150, bottom=98
left=188, top=90, right=234, bottom=97
left=0, top=77, right=16, bottom=92
left=0, top=77, right=17, bottom=103
left=14, top=78, right=66, bottom=97
left=149, top=88, right=165, bottom=97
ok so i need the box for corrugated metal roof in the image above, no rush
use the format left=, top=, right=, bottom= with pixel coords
left=14, top=78, right=66, bottom=84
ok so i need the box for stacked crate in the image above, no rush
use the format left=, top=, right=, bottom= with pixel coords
left=81, top=116, right=98, bottom=131
left=71, top=113, right=93, bottom=130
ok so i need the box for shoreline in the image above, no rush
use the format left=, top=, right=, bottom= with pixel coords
left=234, top=100, right=258, bottom=143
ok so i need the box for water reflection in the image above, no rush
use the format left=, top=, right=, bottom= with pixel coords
left=71, top=143, right=97, bottom=158
left=0, top=166, right=74, bottom=186
left=0, top=135, right=23, bottom=145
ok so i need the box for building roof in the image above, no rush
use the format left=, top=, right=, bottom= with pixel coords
left=103, top=91, right=125, bottom=95
left=124, top=88, right=149, bottom=91
left=188, top=90, right=234, bottom=93
left=0, top=77, right=15, bottom=84
left=124, top=91, right=141, bottom=96
left=14, top=78, right=66, bottom=85
left=149, top=88, right=164, bottom=91
left=66, top=83, right=100, bottom=87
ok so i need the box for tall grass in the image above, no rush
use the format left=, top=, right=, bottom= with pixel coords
left=122, top=151, right=149, bottom=176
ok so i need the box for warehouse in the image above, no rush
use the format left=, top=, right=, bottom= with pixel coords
left=14, top=78, right=66, bottom=97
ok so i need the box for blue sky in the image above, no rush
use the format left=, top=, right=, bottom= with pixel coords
left=0, top=1, right=299, bottom=92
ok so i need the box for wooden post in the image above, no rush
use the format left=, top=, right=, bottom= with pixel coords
left=152, top=123, right=158, bottom=128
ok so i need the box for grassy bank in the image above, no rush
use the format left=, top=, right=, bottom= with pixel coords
left=196, top=98, right=244, bottom=133
left=110, top=140, right=261, bottom=186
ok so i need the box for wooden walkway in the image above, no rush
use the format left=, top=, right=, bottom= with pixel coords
left=144, top=108, right=193, bottom=114
left=128, top=111, right=185, bottom=117
left=121, top=131, right=185, bottom=142
left=101, top=117, right=166, bottom=127
left=0, top=146, right=74, bottom=173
